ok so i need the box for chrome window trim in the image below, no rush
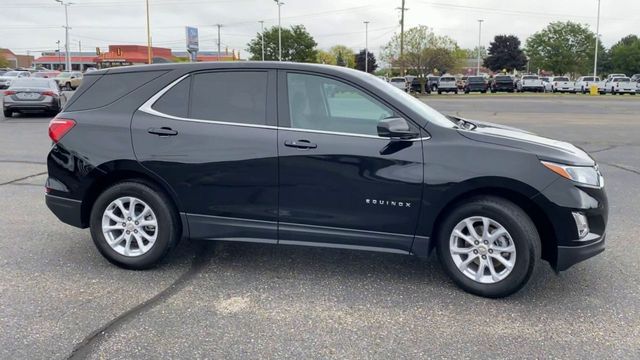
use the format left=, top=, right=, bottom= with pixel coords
left=138, top=74, right=430, bottom=141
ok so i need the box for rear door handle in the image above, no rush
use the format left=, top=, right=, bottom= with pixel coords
left=284, top=139, right=317, bottom=149
left=148, top=127, right=178, bottom=136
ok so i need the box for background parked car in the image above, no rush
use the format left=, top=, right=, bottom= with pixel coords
left=2, top=78, right=62, bottom=117
left=490, top=75, right=515, bottom=92
left=53, top=71, right=83, bottom=90
left=437, top=75, right=458, bottom=94
left=550, top=76, right=575, bottom=93
left=517, top=75, right=544, bottom=92
left=541, top=77, right=552, bottom=92
left=604, top=77, right=636, bottom=95
left=389, top=76, right=408, bottom=91
left=457, top=76, right=468, bottom=91
left=0, top=70, right=31, bottom=89
left=464, top=76, right=488, bottom=93
left=409, top=77, right=431, bottom=94
left=427, top=75, right=440, bottom=91
left=574, top=76, right=601, bottom=94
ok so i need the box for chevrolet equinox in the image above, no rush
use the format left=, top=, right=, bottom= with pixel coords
left=45, top=62, right=607, bottom=298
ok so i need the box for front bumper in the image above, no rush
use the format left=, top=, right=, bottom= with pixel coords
left=45, top=193, right=86, bottom=228
left=556, top=233, right=605, bottom=271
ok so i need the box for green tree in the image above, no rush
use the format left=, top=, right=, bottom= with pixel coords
left=525, top=21, right=598, bottom=75
left=246, top=25, right=317, bottom=62
left=354, top=49, right=378, bottom=73
left=483, top=35, right=527, bottom=72
left=609, top=35, right=640, bottom=75
left=316, top=50, right=336, bottom=65
left=329, top=45, right=355, bottom=68
left=382, top=26, right=464, bottom=92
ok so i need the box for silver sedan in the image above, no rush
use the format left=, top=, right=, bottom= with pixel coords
left=3, top=78, right=62, bottom=118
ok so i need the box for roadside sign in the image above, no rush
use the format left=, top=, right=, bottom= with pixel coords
left=186, top=26, right=199, bottom=52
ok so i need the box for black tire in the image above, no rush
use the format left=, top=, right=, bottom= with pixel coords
left=437, top=90, right=442, bottom=95
left=89, top=181, right=181, bottom=270
left=3, top=109, right=11, bottom=118
left=436, top=196, right=541, bottom=298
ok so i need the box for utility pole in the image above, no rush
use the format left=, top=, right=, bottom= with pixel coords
left=55, top=0, right=72, bottom=71
left=593, top=0, right=601, bottom=79
left=145, top=0, right=152, bottom=64
left=477, top=19, right=484, bottom=76
left=397, top=0, right=407, bottom=75
left=259, top=20, right=265, bottom=61
left=56, top=40, right=62, bottom=70
left=364, top=21, right=370, bottom=73
left=216, top=24, right=222, bottom=60
left=274, top=0, right=284, bottom=61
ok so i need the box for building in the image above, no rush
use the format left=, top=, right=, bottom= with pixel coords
left=97, top=45, right=174, bottom=67
left=0, top=48, right=34, bottom=68
left=34, top=51, right=99, bottom=71
left=172, top=49, right=240, bottom=62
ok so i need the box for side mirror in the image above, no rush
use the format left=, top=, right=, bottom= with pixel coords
left=377, top=117, right=419, bottom=139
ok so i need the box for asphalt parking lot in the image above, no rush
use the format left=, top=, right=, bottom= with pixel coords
left=1, top=93, right=639, bottom=359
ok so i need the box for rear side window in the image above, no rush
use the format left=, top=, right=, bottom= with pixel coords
left=152, top=76, right=191, bottom=118
left=189, top=71, right=268, bottom=125
left=65, top=70, right=167, bottom=112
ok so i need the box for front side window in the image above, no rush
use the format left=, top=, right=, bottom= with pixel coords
left=190, top=71, right=268, bottom=125
left=287, top=73, right=393, bottom=136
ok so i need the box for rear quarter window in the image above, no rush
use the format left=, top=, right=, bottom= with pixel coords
left=65, top=70, right=167, bottom=112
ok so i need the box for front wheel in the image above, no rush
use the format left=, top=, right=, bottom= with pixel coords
left=89, top=181, right=181, bottom=269
left=3, top=109, right=11, bottom=118
left=436, top=196, right=541, bottom=298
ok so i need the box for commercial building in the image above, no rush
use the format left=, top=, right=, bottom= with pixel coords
left=0, top=48, right=34, bottom=68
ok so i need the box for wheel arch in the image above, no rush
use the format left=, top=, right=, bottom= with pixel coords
left=80, top=160, right=185, bottom=236
left=422, top=180, right=557, bottom=267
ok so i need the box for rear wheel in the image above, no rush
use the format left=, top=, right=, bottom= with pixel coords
left=437, top=196, right=541, bottom=298
left=89, top=181, right=180, bottom=269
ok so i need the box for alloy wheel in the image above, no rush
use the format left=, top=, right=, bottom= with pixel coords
left=449, top=216, right=517, bottom=284
left=101, top=196, right=158, bottom=257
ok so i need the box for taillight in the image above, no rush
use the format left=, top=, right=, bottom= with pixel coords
left=48, top=118, right=76, bottom=143
left=4, top=90, right=16, bottom=96
left=42, top=91, right=56, bottom=96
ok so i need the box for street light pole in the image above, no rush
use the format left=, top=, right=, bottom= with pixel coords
left=259, top=20, right=265, bottom=61
left=216, top=24, right=222, bottom=60
left=593, top=0, right=601, bottom=79
left=145, top=0, right=152, bottom=64
left=364, top=21, right=369, bottom=73
left=55, top=0, right=73, bottom=71
left=274, top=0, right=284, bottom=61
left=56, top=40, right=61, bottom=70
left=477, top=19, right=484, bottom=76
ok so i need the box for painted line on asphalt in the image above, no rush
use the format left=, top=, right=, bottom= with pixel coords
left=67, top=242, right=214, bottom=360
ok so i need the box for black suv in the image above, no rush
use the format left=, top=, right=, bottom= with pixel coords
left=46, top=62, right=607, bottom=298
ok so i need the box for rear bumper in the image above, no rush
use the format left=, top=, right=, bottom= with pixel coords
left=556, top=233, right=605, bottom=271
left=45, top=194, right=86, bottom=228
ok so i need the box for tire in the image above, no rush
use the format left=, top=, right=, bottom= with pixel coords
left=436, top=196, right=541, bottom=298
left=437, top=91, right=442, bottom=95
left=89, top=181, right=181, bottom=270
left=3, top=109, right=11, bottom=118
left=65, top=82, right=72, bottom=91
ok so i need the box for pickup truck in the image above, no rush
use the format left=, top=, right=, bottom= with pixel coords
left=517, top=75, right=544, bottom=92
left=550, top=76, right=575, bottom=93
left=490, top=75, right=515, bottom=92
left=575, top=76, right=601, bottom=94
left=604, top=77, right=636, bottom=95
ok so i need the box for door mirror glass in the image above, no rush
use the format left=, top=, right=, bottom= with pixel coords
left=377, top=117, right=419, bottom=139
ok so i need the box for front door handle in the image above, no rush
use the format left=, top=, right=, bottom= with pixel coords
left=148, top=127, right=178, bottom=136
left=284, top=139, right=317, bottom=149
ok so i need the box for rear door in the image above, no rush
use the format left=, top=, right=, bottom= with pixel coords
left=277, top=71, right=424, bottom=252
left=132, top=69, right=279, bottom=243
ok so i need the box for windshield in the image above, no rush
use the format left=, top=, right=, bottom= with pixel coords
left=369, top=75, right=456, bottom=128
left=10, top=79, right=51, bottom=88
left=440, top=77, right=455, bottom=82
left=3, top=71, right=20, bottom=77
left=468, top=77, right=484, bottom=83
left=390, top=78, right=405, bottom=83
left=523, top=75, right=538, bottom=80
left=554, top=77, right=569, bottom=81
left=495, top=76, right=511, bottom=81
left=57, top=72, right=72, bottom=78
left=614, top=78, right=630, bottom=82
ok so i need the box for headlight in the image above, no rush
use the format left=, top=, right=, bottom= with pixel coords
left=541, top=161, right=602, bottom=187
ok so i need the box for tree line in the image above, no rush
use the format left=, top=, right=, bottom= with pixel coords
left=246, top=21, right=640, bottom=78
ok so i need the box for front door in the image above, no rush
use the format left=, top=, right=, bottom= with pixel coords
left=132, top=70, right=279, bottom=243
left=277, top=71, right=424, bottom=252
